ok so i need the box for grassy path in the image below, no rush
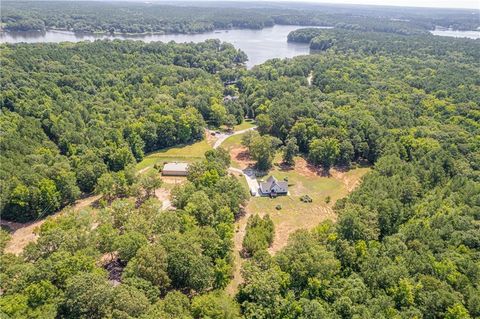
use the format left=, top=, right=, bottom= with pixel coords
left=226, top=207, right=252, bottom=296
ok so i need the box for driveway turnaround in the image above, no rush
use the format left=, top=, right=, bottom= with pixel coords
left=229, top=167, right=260, bottom=197
left=213, top=126, right=259, bottom=197
left=212, top=127, right=256, bottom=149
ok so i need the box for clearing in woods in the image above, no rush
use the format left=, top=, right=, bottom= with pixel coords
left=136, top=138, right=212, bottom=172
left=1, top=195, right=101, bottom=255
left=251, top=158, right=370, bottom=254
left=225, top=131, right=370, bottom=294
left=3, top=124, right=369, bottom=298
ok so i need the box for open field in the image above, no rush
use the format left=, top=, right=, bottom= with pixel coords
left=220, top=132, right=244, bottom=150
left=233, top=119, right=256, bottom=131
left=227, top=151, right=370, bottom=294
left=136, top=139, right=212, bottom=171
left=250, top=157, right=370, bottom=253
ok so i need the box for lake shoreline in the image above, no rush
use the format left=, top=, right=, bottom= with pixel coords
left=0, top=25, right=318, bottom=68
left=429, top=28, right=480, bottom=39
left=0, top=24, right=330, bottom=38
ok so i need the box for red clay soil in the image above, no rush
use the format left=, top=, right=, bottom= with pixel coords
left=230, top=146, right=256, bottom=169
left=284, top=157, right=324, bottom=177
left=2, top=195, right=101, bottom=255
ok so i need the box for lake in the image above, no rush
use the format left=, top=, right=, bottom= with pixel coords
left=0, top=25, right=330, bottom=68
left=3, top=25, right=476, bottom=67
left=430, top=29, right=480, bottom=39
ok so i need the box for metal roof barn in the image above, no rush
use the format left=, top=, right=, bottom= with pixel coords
left=162, top=162, right=189, bottom=176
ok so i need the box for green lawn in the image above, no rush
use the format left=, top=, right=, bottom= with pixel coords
left=233, top=120, right=256, bottom=131
left=249, top=171, right=344, bottom=215
left=221, top=134, right=244, bottom=151
left=136, top=139, right=212, bottom=171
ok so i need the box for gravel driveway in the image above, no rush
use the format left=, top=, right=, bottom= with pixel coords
left=213, top=126, right=259, bottom=197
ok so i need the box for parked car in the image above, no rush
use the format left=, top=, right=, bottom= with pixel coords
left=250, top=188, right=257, bottom=196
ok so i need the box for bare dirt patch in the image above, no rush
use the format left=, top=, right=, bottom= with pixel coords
left=230, top=146, right=255, bottom=169
left=155, top=188, right=173, bottom=210
left=285, top=157, right=325, bottom=177
left=2, top=195, right=101, bottom=255
left=330, top=167, right=368, bottom=192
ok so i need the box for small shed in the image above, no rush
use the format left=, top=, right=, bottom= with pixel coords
left=162, top=162, right=189, bottom=176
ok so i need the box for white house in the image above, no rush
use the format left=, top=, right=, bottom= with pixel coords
left=259, top=176, right=288, bottom=197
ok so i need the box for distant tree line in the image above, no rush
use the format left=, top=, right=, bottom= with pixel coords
left=1, top=1, right=478, bottom=35
left=1, top=1, right=275, bottom=34
left=289, top=28, right=480, bottom=62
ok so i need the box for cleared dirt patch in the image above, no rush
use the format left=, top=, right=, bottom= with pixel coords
left=283, top=157, right=323, bottom=177
left=155, top=188, right=173, bottom=210
left=330, top=167, right=369, bottom=193
left=230, top=146, right=255, bottom=169
left=2, top=195, right=101, bottom=255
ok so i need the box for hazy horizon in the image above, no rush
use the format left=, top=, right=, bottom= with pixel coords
left=254, top=0, right=479, bottom=9
left=14, top=0, right=478, bottom=10
left=86, top=0, right=480, bottom=10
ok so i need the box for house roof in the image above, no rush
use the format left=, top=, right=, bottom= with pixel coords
left=260, top=176, right=288, bottom=194
left=163, top=162, right=189, bottom=172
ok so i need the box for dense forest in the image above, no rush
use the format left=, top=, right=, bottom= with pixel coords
left=1, top=3, right=480, bottom=319
left=288, top=28, right=480, bottom=59
left=0, top=40, right=246, bottom=221
left=1, top=1, right=478, bottom=35
left=0, top=149, right=249, bottom=318
left=0, top=2, right=275, bottom=34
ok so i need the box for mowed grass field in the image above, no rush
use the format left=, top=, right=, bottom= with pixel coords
left=233, top=119, right=256, bottom=131
left=136, top=139, right=212, bottom=171
left=137, top=120, right=255, bottom=172
left=221, top=134, right=243, bottom=151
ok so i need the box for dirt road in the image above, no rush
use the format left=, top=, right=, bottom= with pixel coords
left=212, top=127, right=256, bottom=149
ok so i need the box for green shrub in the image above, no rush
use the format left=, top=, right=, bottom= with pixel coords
left=242, top=214, right=275, bottom=257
